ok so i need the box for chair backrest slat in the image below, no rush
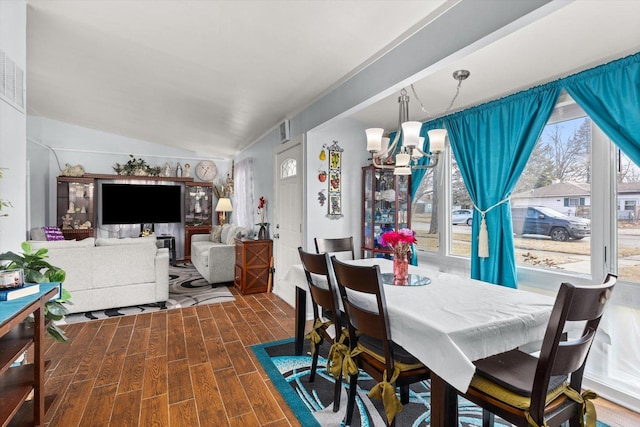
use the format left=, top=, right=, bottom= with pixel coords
left=315, top=237, right=355, bottom=260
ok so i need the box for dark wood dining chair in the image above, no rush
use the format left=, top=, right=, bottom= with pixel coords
left=330, top=256, right=430, bottom=427
left=298, top=247, right=345, bottom=412
left=460, top=274, right=616, bottom=427
left=314, top=236, right=355, bottom=260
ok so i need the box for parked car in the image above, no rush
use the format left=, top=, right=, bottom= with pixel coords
left=511, top=206, right=591, bottom=241
left=452, top=209, right=473, bottom=226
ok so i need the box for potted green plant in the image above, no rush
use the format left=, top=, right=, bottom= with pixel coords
left=0, top=242, right=72, bottom=342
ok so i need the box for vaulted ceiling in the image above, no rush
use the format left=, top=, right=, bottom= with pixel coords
left=26, top=1, right=640, bottom=159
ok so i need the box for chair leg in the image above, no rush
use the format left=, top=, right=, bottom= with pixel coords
left=332, top=370, right=342, bottom=412
left=482, top=409, right=494, bottom=427
left=344, top=373, right=359, bottom=426
left=309, top=342, right=320, bottom=382
left=400, top=384, right=410, bottom=404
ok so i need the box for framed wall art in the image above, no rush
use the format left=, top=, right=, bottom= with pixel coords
left=326, top=140, right=343, bottom=219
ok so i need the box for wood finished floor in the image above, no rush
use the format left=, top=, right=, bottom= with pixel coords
left=41, top=286, right=639, bottom=427
left=43, top=286, right=301, bottom=427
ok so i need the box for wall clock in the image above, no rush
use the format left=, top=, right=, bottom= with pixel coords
left=195, top=160, right=217, bottom=181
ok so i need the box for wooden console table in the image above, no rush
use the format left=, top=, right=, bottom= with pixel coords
left=0, top=283, right=60, bottom=426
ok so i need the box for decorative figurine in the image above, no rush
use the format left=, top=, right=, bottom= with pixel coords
left=162, top=162, right=172, bottom=177
left=184, top=163, right=191, bottom=177
left=67, top=202, right=75, bottom=213
left=62, top=214, right=73, bottom=229
left=176, top=162, right=183, bottom=177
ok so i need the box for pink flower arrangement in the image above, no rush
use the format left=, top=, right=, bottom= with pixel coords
left=380, top=228, right=417, bottom=255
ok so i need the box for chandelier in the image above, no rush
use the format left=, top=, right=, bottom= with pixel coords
left=365, top=69, right=470, bottom=175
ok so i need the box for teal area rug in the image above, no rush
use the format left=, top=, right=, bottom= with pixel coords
left=252, top=338, right=611, bottom=427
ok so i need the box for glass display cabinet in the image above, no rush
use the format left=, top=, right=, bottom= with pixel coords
left=184, top=182, right=213, bottom=262
left=361, top=165, right=411, bottom=258
left=184, top=183, right=213, bottom=227
left=57, top=176, right=95, bottom=240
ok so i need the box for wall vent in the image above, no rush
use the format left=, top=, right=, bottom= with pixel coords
left=0, top=48, right=25, bottom=113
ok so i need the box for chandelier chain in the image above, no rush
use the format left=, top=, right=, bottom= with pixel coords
left=410, top=69, right=468, bottom=120
left=410, top=84, right=433, bottom=118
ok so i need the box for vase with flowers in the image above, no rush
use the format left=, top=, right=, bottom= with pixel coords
left=380, top=228, right=417, bottom=285
left=256, top=196, right=269, bottom=239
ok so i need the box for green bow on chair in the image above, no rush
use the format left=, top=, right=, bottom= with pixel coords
left=326, top=330, right=349, bottom=378
left=305, top=318, right=331, bottom=356
left=369, top=367, right=403, bottom=425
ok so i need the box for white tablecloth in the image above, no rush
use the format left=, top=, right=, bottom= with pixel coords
left=283, top=258, right=555, bottom=392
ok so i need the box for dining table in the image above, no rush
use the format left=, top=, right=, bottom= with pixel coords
left=282, top=257, right=555, bottom=427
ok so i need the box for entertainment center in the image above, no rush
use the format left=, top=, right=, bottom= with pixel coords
left=56, top=174, right=214, bottom=260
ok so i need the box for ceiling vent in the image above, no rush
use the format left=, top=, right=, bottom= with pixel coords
left=0, top=48, right=25, bottom=113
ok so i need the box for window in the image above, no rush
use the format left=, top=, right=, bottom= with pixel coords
left=616, top=149, right=640, bottom=282
left=411, top=164, right=439, bottom=252
left=450, top=155, right=472, bottom=257
left=511, top=101, right=592, bottom=275
left=280, top=158, right=296, bottom=178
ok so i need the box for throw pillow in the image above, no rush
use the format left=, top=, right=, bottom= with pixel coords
left=211, top=225, right=223, bottom=243
left=42, top=226, right=65, bottom=241
left=224, top=226, right=239, bottom=245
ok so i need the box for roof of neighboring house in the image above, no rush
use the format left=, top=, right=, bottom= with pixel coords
left=617, top=182, right=640, bottom=194
left=513, top=181, right=640, bottom=199
left=512, top=182, right=591, bottom=199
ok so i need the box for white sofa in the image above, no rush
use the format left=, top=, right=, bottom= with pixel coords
left=191, top=224, right=253, bottom=284
left=29, top=236, right=169, bottom=314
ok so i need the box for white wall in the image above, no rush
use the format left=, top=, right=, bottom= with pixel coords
left=305, top=118, right=370, bottom=254
left=0, top=0, right=27, bottom=251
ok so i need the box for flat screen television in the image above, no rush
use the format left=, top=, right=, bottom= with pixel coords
left=101, top=183, right=182, bottom=225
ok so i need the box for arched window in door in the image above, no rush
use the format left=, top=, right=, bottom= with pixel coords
left=281, top=158, right=297, bottom=178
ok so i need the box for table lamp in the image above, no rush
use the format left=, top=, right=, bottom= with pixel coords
left=215, top=197, right=233, bottom=225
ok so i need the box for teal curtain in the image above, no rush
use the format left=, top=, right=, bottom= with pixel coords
left=445, top=86, right=561, bottom=287
left=410, top=121, right=444, bottom=198
left=564, top=52, right=640, bottom=165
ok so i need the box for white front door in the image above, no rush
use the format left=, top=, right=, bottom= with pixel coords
left=273, top=138, right=303, bottom=307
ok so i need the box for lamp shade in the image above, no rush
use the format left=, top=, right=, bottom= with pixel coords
left=215, top=197, right=233, bottom=212
left=366, top=128, right=384, bottom=152
left=394, top=166, right=412, bottom=176
left=427, top=129, right=447, bottom=152
left=401, top=121, right=422, bottom=148
left=395, top=152, right=410, bottom=167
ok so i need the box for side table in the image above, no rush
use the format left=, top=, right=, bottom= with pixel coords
left=234, top=239, right=273, bottom=295
left=156, top=235, right=177, bottom=266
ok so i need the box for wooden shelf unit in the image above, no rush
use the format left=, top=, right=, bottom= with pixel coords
left=0, top=283, right=59, bottom=426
